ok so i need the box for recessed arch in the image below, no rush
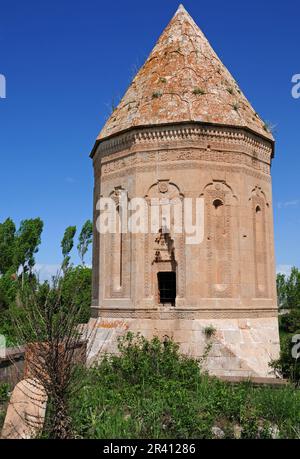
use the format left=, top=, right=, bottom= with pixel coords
left=145, top=180, right=183, bottom=199
left=201, top=180, right=237, bottom=298
left=249, top=186, right=269, bottom=207
left=250, top=187, right=269, bottom=298
left=200, top=180, right=238, bottom=203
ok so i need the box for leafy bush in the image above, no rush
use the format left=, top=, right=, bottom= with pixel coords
left=271, top=333, right=300, bottom=384
left=114, top=333, right=201, bottom=387
left=69, top=334, right=300, bottom=439
left=271, top=310, right=300, bottom=384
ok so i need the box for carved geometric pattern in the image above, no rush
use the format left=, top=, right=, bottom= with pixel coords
left=93, top=124, right=273, bottom=163
left=100, top=161, right=271, bottom=185
left=92, top=308, right=278, bottom=320
left=100, top=148, right=271, bottom=177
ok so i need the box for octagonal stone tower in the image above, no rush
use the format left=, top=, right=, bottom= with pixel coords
left=90, top=5, right=280, bottom=377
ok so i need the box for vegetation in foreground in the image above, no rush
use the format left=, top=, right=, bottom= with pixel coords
left=0, top=383, right=9, bottom=431
left=68, top=333, right=300, bottom=439
left=272, top=267, right=300, bottom=383
left=1, top=215, right=300, bottom=439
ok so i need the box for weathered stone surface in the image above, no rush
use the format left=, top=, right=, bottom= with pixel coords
left=96, top=4, right=273, bottom=142
left=1, top=379, right=47, bottom=439
left=87, top=317, right=280, bottom=377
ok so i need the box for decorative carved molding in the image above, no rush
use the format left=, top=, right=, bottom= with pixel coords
left=93, top=124, right=273, bottom=164
left=100, top=158, right=271, bottom=184
left=92, top=308, right=278, bottom=320
left=98, top=147, right=271, bottom=178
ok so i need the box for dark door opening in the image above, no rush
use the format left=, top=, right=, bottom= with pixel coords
left=157, top=272, right=176, bottom=306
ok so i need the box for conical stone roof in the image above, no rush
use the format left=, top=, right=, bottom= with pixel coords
left=97, top=4, right=273, bottom=142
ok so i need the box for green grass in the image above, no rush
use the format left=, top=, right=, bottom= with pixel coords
left=68, top=334, right=300, bottom=439
left=0, top=383, right=10, bottom=430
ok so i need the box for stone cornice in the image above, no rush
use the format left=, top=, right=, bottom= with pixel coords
left=91, top=122, right=274, bottom=162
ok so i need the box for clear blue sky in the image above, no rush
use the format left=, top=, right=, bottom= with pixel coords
left=0, top=0, right=299, bottom=278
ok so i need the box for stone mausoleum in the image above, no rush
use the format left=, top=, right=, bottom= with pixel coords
left=89, top=5, right=280, bottom=377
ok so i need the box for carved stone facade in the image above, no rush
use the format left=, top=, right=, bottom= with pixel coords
left=89, top=5, right=280, bottom=377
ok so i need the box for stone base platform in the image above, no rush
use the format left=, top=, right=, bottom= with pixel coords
left=87, top=314, right=281, bottom=378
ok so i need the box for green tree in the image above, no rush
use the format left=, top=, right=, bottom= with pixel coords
left=0, top=218, right=16, bottom=274
left=61, top=266, right=92, bottom=323
left=14, top=218, right=44, bottom=275
left=277, top=273, right=287, bottom=309
left=0, top=272, right=17, bottom=311
left=77, top=220, right=93, bottom=266
left=280, top=309, right=300, bottom=334
left=61, top=226, right=76, bottom=273
left=275, top=268, right=300, bottom=383
left=286, top=267, right=300, bottom=309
